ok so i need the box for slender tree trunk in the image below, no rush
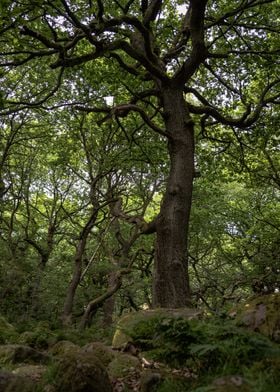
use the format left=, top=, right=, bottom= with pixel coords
left=62, top=210, right=98, bottom=326
left=27, top=223, right=55, bottom=316
left=102, top=272, right=117, bottom=326
left=30, top=261, right=46, bottom=316
left=152, top=85, right=194, bottom=308
left=62, top=240, right=86, bottom=326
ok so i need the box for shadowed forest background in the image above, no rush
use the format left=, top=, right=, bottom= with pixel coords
left=0, top=1, right=279, bottom=391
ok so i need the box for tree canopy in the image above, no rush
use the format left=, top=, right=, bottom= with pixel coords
left=0, top=0, right=279, bottom=327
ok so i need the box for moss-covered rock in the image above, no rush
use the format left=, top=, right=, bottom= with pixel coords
left=18, top=326, right=56, bottom=349
left=0, top=316, right=18, bottom=344
left=233, top=293, right=280, bottom=341
left=112, top=308, right=202, bottom=348
left=0, top=370, right=19, bottom=391
left=12, top=364, right=47, bottom=383
left=107, top=352, right=141, bottom=378
left=82, top=341, right=116, bottom=366
left=0, top=344, right=50, bottom=365
left=0, top=370, right=34, bottom=392
left=48, top=340, right=80, bottom=357
left=210, top=375, right=251, bottom=392
left=140, top=370, right=161, bottom=392
left=52, top=350, right=112, bottom=392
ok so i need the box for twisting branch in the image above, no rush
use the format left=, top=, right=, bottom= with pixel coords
left=143, top=0, right=163, bottom=25
left=80, top=217, right=116, bottom=282
left=81, top=102, right=168, bottom=138
left=206, top=0, right=276, bottom=29
left=1, top=68, right=65, bottom=115
left=111, top=197, right=157, bottom=234
left=109, top=52, right=141, bottom=76
left=187, top=101, right=251, bottom=128
left=163, top=3, right=192, bottom=63
left=112, top=104, right=168, bottom=137
left=203, top=61, right=241, bottom=97
left=187, top=79, right=280, bottom=129
left=174, top=0, right=208, bottom=84
left=80, top=267, right=132, bottom=329
left=20, top=25, right=62, bottom=50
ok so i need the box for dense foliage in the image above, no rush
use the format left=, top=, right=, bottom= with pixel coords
left=0, top=0, right=279, bottom=328
left=118, top=313, right=280, bottom=391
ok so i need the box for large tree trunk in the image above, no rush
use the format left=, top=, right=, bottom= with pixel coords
left=152, top=85, right=194, bottom=308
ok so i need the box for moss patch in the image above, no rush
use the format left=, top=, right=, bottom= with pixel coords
left=112, top=310, right=280, bottom=391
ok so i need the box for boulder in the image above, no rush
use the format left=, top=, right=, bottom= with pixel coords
left=53, top=350, right=112, bottom=392
left=211, top=375, right=251, bottom=392
left=140, top=370, right=161, bottom=392
left=18, top=327, right=56, bottom=349
left=48, top=340, right=80, bottom=357
left=0, top=370, right=17, bottom=390
left=112, top=308, right=202, bottom=348
left=82, top=341, right=116, bottom=366
left=0, top=369, right=34, bottom=392
left=12, top=364, right=47, bottom=383
left=0, top=344, right=50, bottom=365
left=107, top=352, right=141, bottom=378
left=233, top=293, right=280, bottom=341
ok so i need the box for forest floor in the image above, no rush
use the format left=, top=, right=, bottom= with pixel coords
left=0, top=293, right=279, bottom=391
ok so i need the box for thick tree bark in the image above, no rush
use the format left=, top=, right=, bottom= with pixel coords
left=152, top=85, right=194, bottom=307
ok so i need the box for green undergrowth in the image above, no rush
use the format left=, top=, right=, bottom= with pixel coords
left=14, top=320, right=115, bottom=349
left=1, top=313, right=279, bottom=391
left=129, top=316, right=280, bottom=391
left=156, top=378, right=190, bottom=392
left=0, top=315, right=19, bottom=344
